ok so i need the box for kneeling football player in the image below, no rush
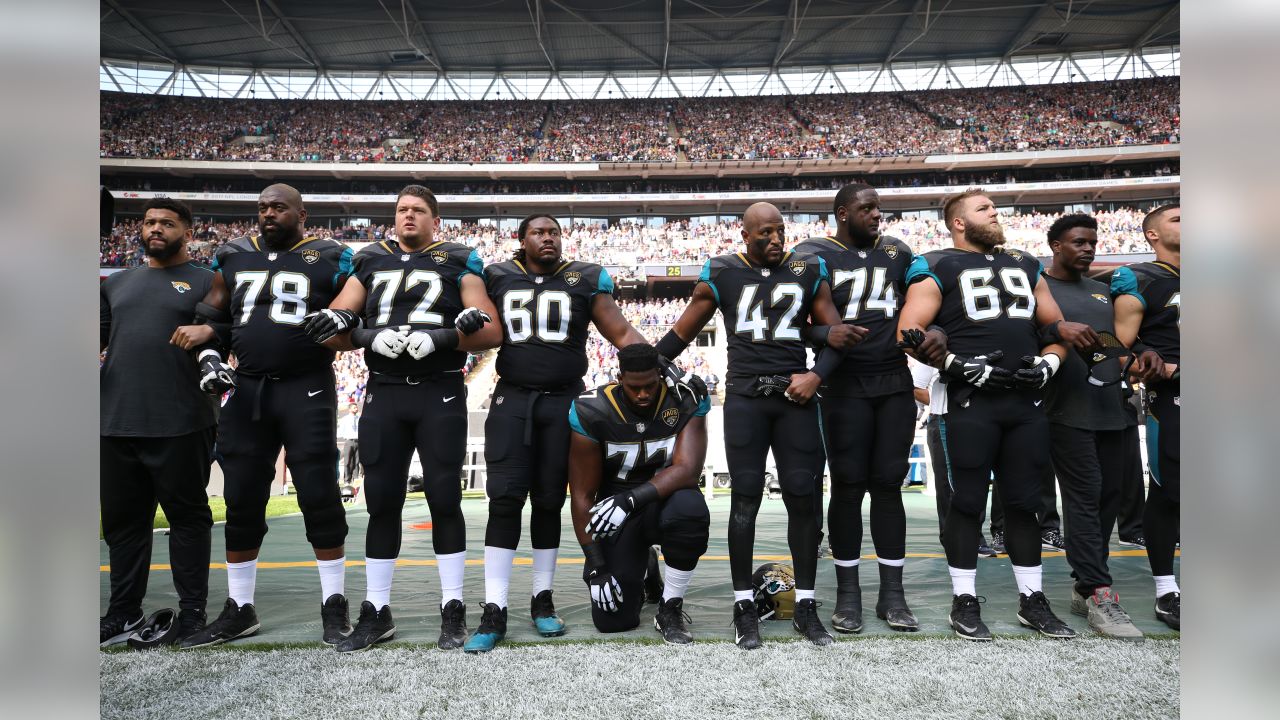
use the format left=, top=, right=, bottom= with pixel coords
left=568, top=344, right=711, bottom=643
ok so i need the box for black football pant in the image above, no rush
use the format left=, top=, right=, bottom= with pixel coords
left=101, top=428, right=215, bottom=616
left=989, top=465, right=1060, bottom=536
left=927, top=414, right=987, bottom=544
left=1145, top=379, right=1180, bottom=577
left=483, top=381, right=580, bottom=552
left=939, top=387, right=1049, bottom=571
left=1116, top=423, right=1146, bottom=540
left=359, top=374, right=467, bottom=559
left=723, top=391, right=826, bottom=592
left=218, top=368, right=347, bottom=553
left=592, top=489, right=710, bottom=633
left=821, top=390, right=915, bottom=562
left=1050, top=424, right=1125, bottom=594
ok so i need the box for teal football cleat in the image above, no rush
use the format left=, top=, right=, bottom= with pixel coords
left=462, top=603, right=507, bottom=653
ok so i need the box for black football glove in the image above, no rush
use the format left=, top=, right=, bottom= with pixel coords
left=301, top=308, right=358, bottom=343
left=896, top=328, right=925, bottom=351
left=587, top=483, right=659, bottom=540
left=582, top=544, right=622, bottom=613
left=196, top=349, right=236, bottom=395
left=1014, top=354, right=1061, bottom=390
left=943, top=350, right=1015, bottom=390
left=454, top=307, right=492, bottom=336
left=658, top=356, right=708, bottom=405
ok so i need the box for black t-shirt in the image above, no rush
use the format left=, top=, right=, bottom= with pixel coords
left=569, top=383, right=710, bottom=496
left=906, top=247, right=1043, bottom=372
left=352, top=239, right=483, bottom=376
left=1041, top=274, right=1127, bottom=431
left=212, top=236, right=354, bottom=375
left=486, top=259, right=613, bottom=390
left=100, top=262, right=219, bottom=437
left=699, top=251, right=829, bottom=382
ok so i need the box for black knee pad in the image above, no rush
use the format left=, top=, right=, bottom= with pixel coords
left=592, top=609, right=641, bottom=634
left=782, top=469, right=818, bottom=497
left=995, top=481, right=1044, bottom=516
left=223, top=504, right=269, bottom=552
left=300, top=500, right=347, bottom=550
left=530, top=487, right=567, bottom=513
left=660, top=490, right=711, bottom=562
left=948, top=480, right=989, bottom=519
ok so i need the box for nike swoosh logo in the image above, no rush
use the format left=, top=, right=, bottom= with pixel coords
left=443, top=396, right=456, bottom=403
left=308, top=390, right=322, bottom=397
left=735, top=632, right=745, bottom=644
left=954, top=621, right=978, bottom=633
left=1033, top=400, right=1042, bottom=406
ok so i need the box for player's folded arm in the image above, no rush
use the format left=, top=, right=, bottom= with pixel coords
left=897, top=275, right=944, bottom=366
left=456, top=273, right=504, bottom=352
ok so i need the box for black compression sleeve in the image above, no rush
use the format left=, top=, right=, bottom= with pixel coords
left=426, top=328, right=460, bottom=351
left=656, top=329, right=690, bottom=360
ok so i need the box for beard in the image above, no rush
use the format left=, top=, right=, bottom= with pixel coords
left=966, top=221, right=1005, bottom=250
left=143, top=237, right=183, bottom=260
left=845, top=218, right=879, bottom=246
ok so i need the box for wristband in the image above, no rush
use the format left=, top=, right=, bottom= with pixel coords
left=656, top=329, right=690, bottom=360
left=1037, top=320, right=1062, bottom=346
left=628, top=482, right=660, bottom=511
left=581, top=543, right=608, bottom=572
left=426, top=327, right=460, bottom=351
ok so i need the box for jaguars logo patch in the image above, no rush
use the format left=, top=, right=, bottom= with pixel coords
left=1092, top=352, right=1107, bottom=363
left=302, top=249, right=320, bottom=264
left=661, top=407, right=680, bottom=428
left=430, top=250, right=448, bottom=264
left=1092, top=293, right=1110, bottom=304
left=171, top=281, right=191, bottom=294
left=788, top=260, right=807, bottom=276
left=564, top=271, right=582, bottom=287
left=1005, top=249, right=1024, bottom=261
left=883, top=243, right=898, bottom=259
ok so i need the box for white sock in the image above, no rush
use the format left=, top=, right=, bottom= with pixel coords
left=531, top=547, right=558, bottom=596
left=365, top=557, right=396, bottom=610
left=948, top=566, right=977, bottom=597
left=227, top=559, right=258, bottom=607
left=878, top=557, right=906, bottom=568
left=733, top=589, right=754, bottom=603
left=1011, top=564, right=1042, bottom=596
left=661, top=564, right=693, bottom=602
left=833, top=557, right=860, bottom=568
left=317, top=557, right=346, bottom=600
left=484, top=546, right=516, bottom=608
left=1153, top=575, right=1180, bottom=597
left=436, top=551, right=466, bottom=607
left=795, top=589, right=815, bottom=601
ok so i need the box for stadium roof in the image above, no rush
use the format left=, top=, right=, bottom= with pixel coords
left=101, top=0, right=1180, bottom=73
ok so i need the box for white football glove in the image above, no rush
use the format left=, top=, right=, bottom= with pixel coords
left=196, top=349, right=235, bottom=394
left=369, top=326, right=411, bottom=358
left=587, top=494, right=633, bottom=540
left=405, top=331, right=438, bottom=360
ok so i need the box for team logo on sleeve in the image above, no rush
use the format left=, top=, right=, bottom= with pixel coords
left=1092, top=293, right=1110, bottom=304
left=171, top=281, right=191, bottom=293
left=883, top=244, right=899, bottom=259
left=1005, top=249, right=1024, bottom=261
left=302, top=249, right=320, bottom=264
left=564, top=271, right=582, bottom=286
left=430, top=250, right=449, bottom=264
left=788, top=260, right=807, bottom=276
left=661, top=407, right=680, bottom=427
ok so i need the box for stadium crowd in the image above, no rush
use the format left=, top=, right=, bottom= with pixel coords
left=100, top=209, right=1153, bottom=269
left=100, top=77, right=1179, bottom=162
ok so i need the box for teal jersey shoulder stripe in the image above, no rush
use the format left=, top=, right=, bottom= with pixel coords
left=1109, top=266, right=1145, bottom=308
left=905, top=255, right=940, bottom=291
left=595, top=266, right=615, bottom=295
left=698, top=260, right=720, bottom=305
left=568, top=402, right=593, bottom=439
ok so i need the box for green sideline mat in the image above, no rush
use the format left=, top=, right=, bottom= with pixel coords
left=100, top=492, right=1179, bottom=645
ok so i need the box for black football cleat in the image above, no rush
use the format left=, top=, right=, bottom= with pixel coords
left=875, top=564, right=919, bottom=632
left=1017, top=591, right=1077, bottom=639
left=653, top=597, right=694, bottom=645
left=949, top=594, right=992, bottom=641
left=127, top=608, right=179, bottom=650
left=100, top=609, right=145, bottom=647
left=732, top=599, right=762, bottom=650
left=830, top=563, right=863, bottom=634
left=438, top=599, right=467, bottom=650
left=530, top=590, right=566, bottom=637
left=321, top=593, right=352, bottom=645
left=179, top=598, right=260, bottom=649
left=336, top=601, right=396, bottom=653
left=1154, top=592, right=1180, bottom=630
left=792, top=598, right=834, bottom=646
left=463, top=603, right=508, bottom=653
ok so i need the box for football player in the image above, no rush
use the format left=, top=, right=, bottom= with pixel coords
left=464, top=214, right=648, bottom=653
left=568, top=343, right=711, bottom=643
left=176, top=184, right=355, bottom=648
left=302, top=185, right=503, bottom=651
left=656, top=202, right=861, bottom=649
left=898, top=189, right=1076, bottom=641
left=794, top=184, right=946, bottom=634
left=1111, top=202, right=1180, bottom=631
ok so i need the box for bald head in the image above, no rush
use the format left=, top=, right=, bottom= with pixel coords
left=741, top=202, right=787, bottom=266
left=257, top=183, right=307, bottom=248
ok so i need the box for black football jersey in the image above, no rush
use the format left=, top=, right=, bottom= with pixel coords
left=1110, top=261, right=1180, bottom=365
left=699, top=251, right=829, bottom=377
left=212, top=235, right=353, bottom=375
left=569, top=383, right=711, bottom=496
left=906, top=247, right=1042, bottom=372
left=793, top=235, right=914, bottom=377
left=486, top=259, right=614, bottom=390
left=353, top=239, right=483, bottom=375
